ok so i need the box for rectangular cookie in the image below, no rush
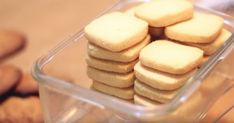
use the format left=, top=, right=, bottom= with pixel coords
left=134, top=80, right=178, bottom=103
left=134, top=62, right=196, bottom=90
left=186, top=29, right=232, bottom=55
left=87, top=66, right=135, bottom=88
left=92, top=81, right=134, bottom=100
left=86, top=55, right=138, bottom=73
left=134, top=94, right=161, bottom=107
left=140, top=40, right=203, bottom=74
left=88, top=35, right=150, bottom=63
left=84, top=12, right=148, bottom=52
left=165, top=12, right=224, bottom=43
left=135, top=0, right=193, bottom=27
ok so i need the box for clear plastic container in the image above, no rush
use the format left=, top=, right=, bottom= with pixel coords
left=32, top=0, right=234, bottom=122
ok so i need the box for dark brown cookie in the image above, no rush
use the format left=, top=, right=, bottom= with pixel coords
left=0, top=65, right=22, bottom=96
left=0, top=30, right=26, bottom=59
left=0, top=96, right=43, bottom=123
left=15, top=73, right=38, bottom=95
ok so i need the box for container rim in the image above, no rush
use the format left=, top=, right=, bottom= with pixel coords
left=32, top=0, right=234, bottom=118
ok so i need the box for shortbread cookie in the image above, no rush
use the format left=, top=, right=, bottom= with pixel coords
left=0, top=65, right=22, bottom=96
left=149, top=27, right=164, bottom=38
left=87, top=66, right=134, bottom=88
left=134, top=62, right=196, bottom=90
left=15, top=73, right=39, bottom=95
left=0, top=96, right=43, bottom=123
left=165, top=12, right=224, bottom=43
left=134, top=80, right=178, bottom=103
left=140, top=40, right=203, bottom=74
left=134, top=95, right=161, bottom=107
left=0, top=30, right=26, bottom=59
left=187, top=29, right=232, bottom=55
left=86, top=56, right=137, bottom=73
left=92, top=81, right=134, bottom=100
left=135, top=0, right=193, bottom=27
left=85, top=12, right=148, bottom=52
left=88, top=35, right=150, bottom=62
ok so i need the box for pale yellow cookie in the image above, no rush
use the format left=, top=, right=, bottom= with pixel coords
left=85, top=12, right=148, bottom=52
left=87, top=66, right=134, bottom=88
left=187, top=29, right=232, bottom=55
left=140, top=40, right=203, bottom=74
left=165, top=12, right=224, bottom=43
left=134, top=62, right=196, bottom=90
left=134, top=94, right=161, bottom=107
left=86, top=55, right=138, bottom=73
left=92, top=81, right=134, bottom=100
left=88, top=35, right=150, bottom=63
left=135, top=0, right=193, bottom=27
left=134, top=80, right=178, bottom=103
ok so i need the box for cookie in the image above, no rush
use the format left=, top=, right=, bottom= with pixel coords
left=0, top=65, right=22, bottom=96
left=88, top=34, right=150, bottom=63
left=85, top=12, right=148, bottom=52
left=87, top=66, right=134, bottom=88
left=148, top=27, right=164, bottom=38
left=165, top=12, right=224, bottom=43
left=86, top=55, right=138, bottom=73
left=135, top=0, right=193, bottom=27
left=15, top=73, right=39, bottom=95
left=0, top=96, right=43, bottom=123
left=140, top=40, right=203, bottom=74
left=134, top=94, right=161, bottom=107
left=187, top=29, right=232, bottom=55
left=92, top=81, right=134, bottom=100
left=134, top=62, right=196, bottom=90
left=0, top=30, right=26, bottom=59
left=134, top=80, right=178, bottom=103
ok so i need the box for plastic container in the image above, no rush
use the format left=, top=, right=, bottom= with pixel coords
left=32, top=0, right=234, bottom=122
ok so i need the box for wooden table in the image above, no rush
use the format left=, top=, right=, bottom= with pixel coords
left=0, top=0, right=233, bottom=122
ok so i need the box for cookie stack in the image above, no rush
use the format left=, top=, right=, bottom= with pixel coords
left=134, top=40, right=204, bottom=105
left=85, top=12, right=149, bottom=100
left=165, top=12, right=231, bottom=63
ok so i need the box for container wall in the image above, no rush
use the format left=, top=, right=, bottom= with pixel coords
left=39, top=84, right=133, bottom=123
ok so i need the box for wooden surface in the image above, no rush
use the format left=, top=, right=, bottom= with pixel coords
left=0, top=0, right=233, bottom=122
left=0, top=0, right=116, bottom=72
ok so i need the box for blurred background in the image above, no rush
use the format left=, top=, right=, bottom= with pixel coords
left=0, top=0, right=233, bottom=123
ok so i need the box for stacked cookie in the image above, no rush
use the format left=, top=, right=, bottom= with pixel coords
left=165, top=12, right=231, bottom=63
left=135, top=0, right=193, bottom=39
left=85, top=12, right=149, bottom=100
left=85, top=0, right=232, bottom=106
left=134, top=40, right=203, bottom=105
